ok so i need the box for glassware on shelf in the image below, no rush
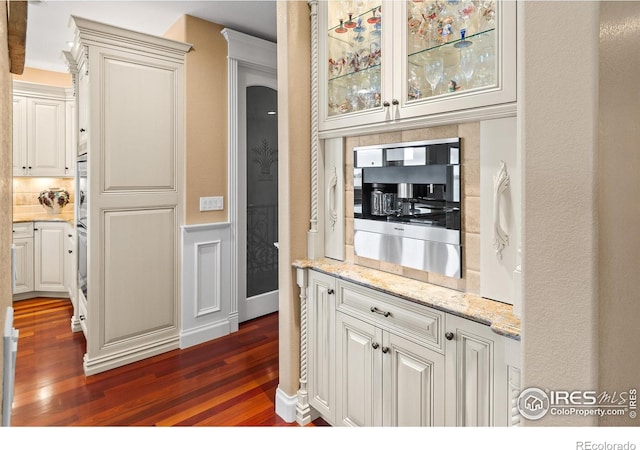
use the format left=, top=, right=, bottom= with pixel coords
left=327, top=0, right=382, bottom=117
left=458, top=46, right=476, bottom=89
left=424, top=57, right=444, bottom=96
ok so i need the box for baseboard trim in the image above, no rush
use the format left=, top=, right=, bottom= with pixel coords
left=83, top=337, right=180, bottom=376
left=179, top=318, right=235, bottom=349
left=275, top=386, right=298, bottom=424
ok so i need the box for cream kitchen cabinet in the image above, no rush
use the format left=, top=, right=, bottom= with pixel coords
left=12, top=81, right=75, bottom=177
left=307, top=270, right=337, bottom=422
left=13, top=221, right=73, bottom=299
left=34, top=222, right=68, bottom=293
left=317, top=0, right=516, bottom=137
left=336, top=311, right=445, bottom=426
left=12, top=222, right=34, bottom=295
left=67, top=16, right=190, bottom=376
left=297, top=267, right=521, bottom=427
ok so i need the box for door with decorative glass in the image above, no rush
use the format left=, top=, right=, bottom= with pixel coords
left=238, top=67, right=279, bottom=322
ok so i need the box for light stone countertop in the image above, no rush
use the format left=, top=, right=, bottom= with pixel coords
left=293, top=258, right=521, bottom=341
left=13, top=210, right=75, bottom=225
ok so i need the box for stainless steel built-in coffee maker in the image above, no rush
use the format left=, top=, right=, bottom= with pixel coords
left=353, top=138, right=462, bottom=278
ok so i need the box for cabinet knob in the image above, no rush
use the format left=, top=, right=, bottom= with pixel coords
left=445, top=332, right=455, bottom=341
left=79, top=315, right=85, bottom=321
left=68, top=234, right=72, bottom=238
left=383, top=101, right=390, bottom=107
left=28, top=166, right=32, bottom=170
left=381, top=346, right=390, bottom=354
left=392, top=99, right=399, bottom=106
left=372, top=342, right=379, bottom=350
left=80, top=128, right=86, bottom=133
left=327, top=289, right=335, bottom=295
left=68, top=250, right=73, bottom=254
left=22, top=166, right=26, bottom=170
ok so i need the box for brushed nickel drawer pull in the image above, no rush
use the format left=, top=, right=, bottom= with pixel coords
left=370, top=306, right=391, bottom=318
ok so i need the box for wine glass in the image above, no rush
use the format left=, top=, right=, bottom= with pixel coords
left=459, top=47, right=476, bottom=89
left=424, top=57, right=444, bottom=96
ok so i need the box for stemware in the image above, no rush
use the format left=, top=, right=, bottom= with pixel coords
left=459, top=46, right=476, bottom=89
left=424, top=57, right=444, bottom=96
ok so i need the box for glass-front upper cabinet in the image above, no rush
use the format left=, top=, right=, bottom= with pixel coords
left=322, top=0, right=389, bottom=129
left=318, top=0, right=516, bottom=135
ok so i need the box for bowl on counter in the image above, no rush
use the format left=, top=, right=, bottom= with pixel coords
left=38, top=188, right=70, bottom=214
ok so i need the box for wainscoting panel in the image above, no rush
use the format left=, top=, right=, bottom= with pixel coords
left=181, top=222, right=236, bottom=348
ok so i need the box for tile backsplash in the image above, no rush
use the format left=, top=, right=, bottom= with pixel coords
left=13, top=177, right=75, bottom=215
left=344, top=122, right=481, bottom=294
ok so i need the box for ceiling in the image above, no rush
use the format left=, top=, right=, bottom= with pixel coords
left=25, top=0, right=278, bottom=73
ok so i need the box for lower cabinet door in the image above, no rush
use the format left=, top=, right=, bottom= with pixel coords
left=336, top=312, right=382, bottom=427
left=34, top=222, right=67, bottom=292
left=13, top=237, right=34, bottom=294
left=307, top=271, right=336, bottom=422
left=445, top=313, right=505, bottom=426
left=382, top=332, right=445, bottom=427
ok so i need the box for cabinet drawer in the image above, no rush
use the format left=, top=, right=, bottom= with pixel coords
left=12, top=222, right=33, bottom=239
left=336, top=280, right=444, bottom=352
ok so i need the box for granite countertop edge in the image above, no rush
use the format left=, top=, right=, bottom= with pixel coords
left=13, top=211, right=75, bottom=225
left=293, top=258, right=521, bottom=341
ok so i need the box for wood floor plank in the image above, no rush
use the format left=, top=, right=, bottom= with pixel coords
left=9, top=297, right=327, bottom=427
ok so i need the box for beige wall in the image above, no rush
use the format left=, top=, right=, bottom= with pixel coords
left=12, top=67, right=71, bottom=87
left=164, top=15, right=228, bottom=225
left=598, top=2, right=640, bottom=427
left=343, top=123, right=480, bottom=294
left=0, top=0, right=12, bottom=419
left=276, top=0, right=310, bottom=397
left=520, top=2, right=600, bottom=425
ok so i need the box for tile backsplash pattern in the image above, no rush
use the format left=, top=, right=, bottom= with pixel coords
left=13, top=177, right=75, bottom=215
left=344, top=123, right=481, bottom=294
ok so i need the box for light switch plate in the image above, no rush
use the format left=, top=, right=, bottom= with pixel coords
left=200, top=196, right=224, bottom=211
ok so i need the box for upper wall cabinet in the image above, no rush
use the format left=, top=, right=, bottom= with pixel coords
left=318, top=0, right=516, bottom=136
left=12, top=81, right=75, bottom=177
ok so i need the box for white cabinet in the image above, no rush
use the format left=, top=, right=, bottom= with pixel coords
left=65, top=227, right=77, bottom=310
left=307, top=270, right=337, bottom=422
left=76, top=60, right=89, bottom=156
left=12, top=82, right=75, bottom=177
left=336, top=311, right=445, bottom=426
left=318, top=0, right=516, bottom=136
left=67, top=16, right=190, bottom=376
left=34, top=221, right=68, bottom=293
left=444, top=312, right=506, bottom=426
left=299, top=268, right=520, bottom=427
left=12, top=222, right=34, bottom=295
left=13, top=221, right=73, bottom=299
left=12, top=96, right=27, bottom=175
left=480, top=117, right=520, bottom=314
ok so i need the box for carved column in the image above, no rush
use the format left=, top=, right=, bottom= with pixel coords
left=295, top=268, right=313, bottom=425
left=307, top=0, right=322, bottom=259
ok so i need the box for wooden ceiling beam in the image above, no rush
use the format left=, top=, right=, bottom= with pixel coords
left=7, top=0, right=27, bottom=75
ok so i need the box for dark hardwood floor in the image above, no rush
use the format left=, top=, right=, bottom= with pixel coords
left=10, top=297, right=328, bottom=427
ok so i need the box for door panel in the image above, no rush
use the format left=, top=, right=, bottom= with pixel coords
left=383, top=332, right=445, bottom=426
left=336, top=312, right=381, bottom=427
